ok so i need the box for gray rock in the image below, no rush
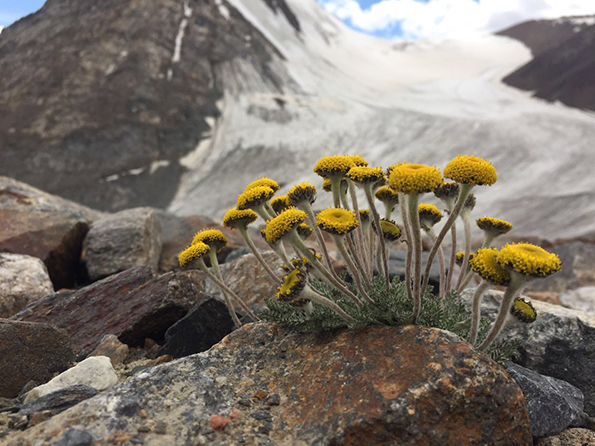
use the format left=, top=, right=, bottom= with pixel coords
left=462, top=288, right=595, bottom=416
left=0, top=253, right=54, bottom=318
left=158, top=297, right=236, bottom=358
left=82, top=207, right=162, bottom=281
left=507, top=363, right=584, bottom=437
left=19, top=385, right=99, bottom=417
left=0, top=320, right=74, bottom=399
left=55, top=429, right=94, bottom=446
left=560, top=287, right=595, bottom=314
left=89, top=334, right=129, bottom=365
left=536, top=428, right=595, bottom=446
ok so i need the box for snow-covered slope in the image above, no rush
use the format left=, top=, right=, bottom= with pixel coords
left=169, top=0, right=595, bottom=241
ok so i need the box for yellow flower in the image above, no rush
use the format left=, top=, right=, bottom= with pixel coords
left=179, top=242, right=210, bottom=268
left=245, top=177, right=280, bottom=193
left=287, top=182, right=317, bottom=206
left=322, top=178, right=332, bottom=192
left=237, top=186, right=275, bottom=210
left=434, top=182, right=460, bottom=202
left=276, top=267, right=309, bottom=307
left=476, top=217, right=513, bottom=236
left=469, top=248, right=511, bottom=286
left=510, top=298, right=537, bottom=323
left=376, top=219, right=401, bottom=242
left=297, top=223, right=313, bottom=240
left=316, top=208, right=359, bottom=235
left=359, top=209, right=370, bottom=222
left=375, top=186, right=399, bottom=203
left=464, top=194, right=476, bottom=212
left=349, top=155, right=368, bottom=167
left=347, top=166, right=384, bottom=184
left=496, top=243, right=562, bottom=278
left=270, top=196, right=290, bottom=215
left=222, top=208, right=258, bottom=229
left=192, top=229, right=228, bottom=251
left=314, top=156, right=356, bottom=178
left=265, top=208, right=307, bottom=244
left=418, top=203, right=442, bottom=230
left=455, top=251, right=474, bottom=266
left=444, top=155, right=497, bottom=186
left=388, top=163, right=442, bottom=194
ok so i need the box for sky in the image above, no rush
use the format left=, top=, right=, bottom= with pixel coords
left=1, top=0, right=595, bottom=39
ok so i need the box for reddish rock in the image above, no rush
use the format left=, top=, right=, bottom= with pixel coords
left=524, top=291, right=562, bottom=306
left=0, top=177, right=103, bottom=289
left=0, top=320, right=74, bottom=398
left=156, top=211, right=268, bottom=273
left=13, top=266, right=205, bottom=355
left=210, top=415, right=231, bottom=431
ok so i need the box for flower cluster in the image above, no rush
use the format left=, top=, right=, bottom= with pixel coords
left=176, top=154, right=560, bottom=353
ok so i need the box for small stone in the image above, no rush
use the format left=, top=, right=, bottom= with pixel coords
left=210, top=415, right=231, bottom=431
left=82, top=207, right=163, bottom=281
left=238, top=396, right=251, bottom=407
left=230, top=409, right=243, bottom=420
left=55, top=429, right=94, bottom=446
left=0, top=253, right=54, bottom=318
left=253, top=389, right=268, bottom=401
left=19, top=385, right=99, bottom=417
left=24, top=356, right=118, bottom=403
left=137, top=425, right=151, bottom=433
left=265, top=394, right=281, bottom=406
left=153, top=420, right=167, bottom=435
left=139, top=409, right=147, bottom=419
left=251, top=411, right=272, bottom=421
left=90, top=334, right=129, bottom=365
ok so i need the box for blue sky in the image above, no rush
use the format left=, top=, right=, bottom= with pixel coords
left=0, top=0, right=45, bottom=26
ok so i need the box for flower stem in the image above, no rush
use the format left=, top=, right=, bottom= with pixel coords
left=303, top=286, right=355, bottom=324
left=399, top=193, right=414, bottom=302
left=330, top=176, right=343, bottom=208
left=428, top=229, right=446, bottom=304
left=407, top=193, right=422, bottom=323
left=479, top=273, right=527, bottom=351
left=333, top=235, right=375, bottom=304
left=364, top=185, right=390, bottom=291
left=239, top=227, right=282, bottom=285
left=209, top=250, right=243, bottom=328
left=422, top=183, right=473, bottom=294
left=469, top=280, right=490, bottom=346
left=456, top=213, right=472, bottom=292
left=445, top=222, right=457, bottom=293
left=301, top=202, right=336, bottom=275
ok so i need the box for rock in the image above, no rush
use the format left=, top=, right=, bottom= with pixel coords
left=157, top=297, right=236, bottom=358
left=156, top=211, right=268, bottom=273
left=461, top=289, right=595, bottom=416
left=0, top=253, right=54, bottom=318
left=536, top=428, right=595, bottom=446
left=55, top=429, right=94, bottom=446
left=5, top=324, right=532, bottom=445
left=205, top=252, right=284, bottom=311
left=0, top=320, right=74, bottom=399
left=560, top=287, right=595, bottom=314
left=24, top=357, right=117, bottom=403
left=0, top=177, right=102, bottom=289
left=89, top=335, right=129, bottom=366
left=389, top=250, right=442, bottom=292
left=524, top=291, right=562, bottom=306
left=19, top=385, right=99, bottom=417
left=14, top=266, right=204, bottom=355
left=82, top=207, right=162, bottom=281
left=506, top=363, right=584, bottom=437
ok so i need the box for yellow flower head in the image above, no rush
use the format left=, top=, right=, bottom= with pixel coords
left=316, top=208, right=359, bottom=235
left=276, top=267, right=309, bottom=307
left=510, top=298, right=537, bottom=323
left=388, top=163, right=443, bottom=194
left=444, top=155, right=497, bottom=186
left=375, top=186, right=399, bottom=204
left=476, top=217, right=513, bottom=236
left=287, top=182, right=317, bottom=206
left=455, top=251, right=474, bottom=266
left=237, top=186, right=276, bottom=211
left=314, top=156, right=356, bottom=178
left=349, top=155, right=368, bottom=167
left=265, top=208, right=307, bottom=244
left=245, top=177, right=280, bottom=193
left=297, top=223, right=313, bottom=240
left=347, top=166, right=384, bottom=185
left=469, top=248, right=511, bottom=286
left=376, top=219, right=402, bottom=242
left=464, top=194, right=476, bottom=212
left=179, top=242, right=210, bottom=268
left=322, top=178, right=333, bottom=192
left=271, top=195, right=291, bottom=215
left=192, top=229, right=228, bottom=252
left=418, top=203, right=443, bottom=230
left=359, top=209, right=370, bottom=223
left=434, top=182, right=460, bottom=209
left=222, top=208, right=258, bottom=229
left=496, top=243, right=562, bottom=278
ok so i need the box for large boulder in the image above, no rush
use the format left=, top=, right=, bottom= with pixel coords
left=0, top=253, right=53, bottom=318
left=507, top=363, right=584, bottom=437
left=82, top=207, right=162, bottom=281
left=462, top=289, right=595, bottom=416
left=13, top=266, right=205, bottom=355
left=5, top=324, right=532, bottom=445
left=0, top=320, right=74, bottom=398
left=0, top=177, right=103, bottom=289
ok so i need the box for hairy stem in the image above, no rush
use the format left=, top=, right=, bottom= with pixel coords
left=408, top=193, right=423, bottom=323
left=301, top=202, right=336, bottom=274
left=469, top=280, right=490, bottom=346
left=399, top=193, right=414, bottom=302
left=209, top=250, right=242, bottom=327
left=303, top=287, right=355, bottom=324
left=334, top=235, right=375, bottom=304
left=445, top=222, right=457, bottom=293
left=239, top=227, right=282, bottom=285
left=330, top=176, right=343, bottom=208
left=364, top=185, right=390, bottom=291
left=456, top=214, right=472, bottom=292
left=428, top=229, right=446, bottom=304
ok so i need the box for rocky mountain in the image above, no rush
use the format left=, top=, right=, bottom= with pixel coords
left=499, top=16, right=595, bottom=112
left=1, top=0, right=595, bottom=240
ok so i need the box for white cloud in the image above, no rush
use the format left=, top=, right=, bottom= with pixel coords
left=319, top=0, right=595, bottom=39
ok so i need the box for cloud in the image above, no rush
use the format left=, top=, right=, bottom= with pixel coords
left=319, top=0, right=595, bottom=39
